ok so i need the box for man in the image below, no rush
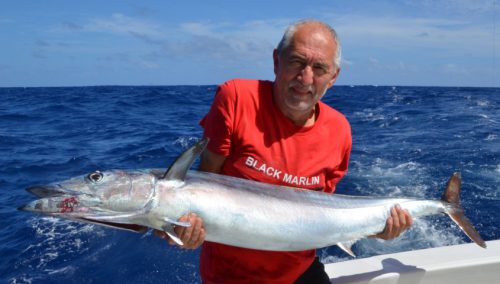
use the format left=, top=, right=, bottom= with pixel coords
left=156, top=19, right=412, bottom=283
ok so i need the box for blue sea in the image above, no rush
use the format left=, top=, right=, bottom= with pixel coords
left=1, top=85, right=499, bottom=283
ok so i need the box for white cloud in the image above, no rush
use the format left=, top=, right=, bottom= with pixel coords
left=441, top=63, right=469, bottom=74
left=180, top=22, right=220, bottom=37
left=368, top=57, right=379, bottom=65
left=328, top=13, right=496, bottom=61
left=138, top=60, right=159, bottom=69
left=83, top=13, right=164, bottom=42
left=404, top=0, right=498, bottom=15
left=54, top=15, right=286, bottom=64
left=341, top=58, right=353, bottom=66
left=159, top=20, right=286, bottom=64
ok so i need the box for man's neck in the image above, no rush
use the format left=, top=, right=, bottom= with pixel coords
left=283, top=106, right=317, bottom=127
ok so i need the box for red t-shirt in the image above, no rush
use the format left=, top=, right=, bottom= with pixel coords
left=199, top=79, right=352, bottom=283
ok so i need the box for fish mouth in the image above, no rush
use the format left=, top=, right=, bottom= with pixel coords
left=18, top=194, right=83, bottom=214
left=18, top=198, right=148, bottom=233
left=80, top=218, right=148, bottom=233
left=20, top=186, right=150, bottom=233
left=21, top=184, right=91, bottom=214
left=26, top=185, right=73, bottom=198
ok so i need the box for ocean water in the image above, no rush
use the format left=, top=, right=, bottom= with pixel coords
left=0, top=85, right=499, bottom=283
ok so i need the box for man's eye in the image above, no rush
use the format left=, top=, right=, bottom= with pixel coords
left=289, top=60, right=304, bottom=68
left=313, top=65, right=329, bottom=76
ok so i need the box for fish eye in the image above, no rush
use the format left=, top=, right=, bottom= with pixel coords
left=88, top=171, right=103, bottom=183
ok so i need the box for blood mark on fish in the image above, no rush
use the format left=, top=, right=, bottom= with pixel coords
left=59, top=197, right=78, bottom=213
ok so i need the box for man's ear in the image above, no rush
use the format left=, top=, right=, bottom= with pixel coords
left=327, top=68, right=341, bottom=88
left=273, top=49, right=279, bottom=75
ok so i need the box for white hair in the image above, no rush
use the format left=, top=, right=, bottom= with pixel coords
left=276, top=20, right=342, bottom=70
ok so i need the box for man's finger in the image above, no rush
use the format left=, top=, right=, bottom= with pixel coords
left=186, top=214, right=202, bottom=247
left=381, top=215, right=394, bottom=240
left=398, top=206, right=409, bottom=237
left=172, top=215, right=188, bottom=245
left=392, top=206, right=402, bottom=235
left=196, top=228, right=206, bottom=246
left=179, top=222, right=193, bottom=244
left=405, top=210, right=413, bottom=228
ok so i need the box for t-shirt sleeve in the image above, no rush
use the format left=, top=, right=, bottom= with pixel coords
left=329, top=142, right=351, bottom=191
left=199, top=81, right=236, bottom=156
left=326, top=121, right=352, bottom=193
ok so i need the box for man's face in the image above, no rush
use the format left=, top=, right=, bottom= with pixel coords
left=273, top=25, right=339, bottom=120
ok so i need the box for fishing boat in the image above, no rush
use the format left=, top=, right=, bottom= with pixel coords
left=325, top=240, right=500, bottom=283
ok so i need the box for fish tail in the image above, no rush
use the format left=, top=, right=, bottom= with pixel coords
left=442, top=172, right=486, bottom=248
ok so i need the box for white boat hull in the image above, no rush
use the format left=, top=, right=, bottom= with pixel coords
left=325, top=240, right=500, bottom=284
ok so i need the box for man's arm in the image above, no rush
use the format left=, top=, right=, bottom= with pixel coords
left=199, top=149, right=227, bottom=174
left=155, top=149, right=226, bottom=249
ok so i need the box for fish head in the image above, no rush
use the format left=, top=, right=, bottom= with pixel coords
left=20, top=138, right=209, bottom=233
left=19, top=169, right=158, bottom=232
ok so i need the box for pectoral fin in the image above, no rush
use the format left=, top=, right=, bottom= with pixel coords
left=161, top=217, right=191, bottom=246
left=163, top=217, right=191, bottom=227
left=163, top=225, right=183, bottom=246
left=337, top=241, right=357, bottom=257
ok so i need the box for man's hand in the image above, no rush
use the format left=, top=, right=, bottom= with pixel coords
left=372, top=205, right=413, bottom=240
left=154, top=213, right=206, bottom=249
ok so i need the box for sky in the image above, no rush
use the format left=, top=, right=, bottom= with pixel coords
left=1, top=0, right=499, bottom=87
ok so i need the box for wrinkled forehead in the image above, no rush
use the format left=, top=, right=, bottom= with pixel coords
left=285, top=25, right=337, bottom=66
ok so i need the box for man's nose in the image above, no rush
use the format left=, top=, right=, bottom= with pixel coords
left=297, top=65, right=314, bottom=85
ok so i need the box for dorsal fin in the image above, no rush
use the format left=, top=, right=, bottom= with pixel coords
left=162, top=138, right=209, bottom=180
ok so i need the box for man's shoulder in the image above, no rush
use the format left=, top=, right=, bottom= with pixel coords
left=217, top=79, right=273, bottom=104
left=220, top=78, right=272, bottom=91
left=319, top=101, right=350, bottom=127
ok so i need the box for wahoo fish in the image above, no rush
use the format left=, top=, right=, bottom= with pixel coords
left=19, top=139, right=486, bottom=256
